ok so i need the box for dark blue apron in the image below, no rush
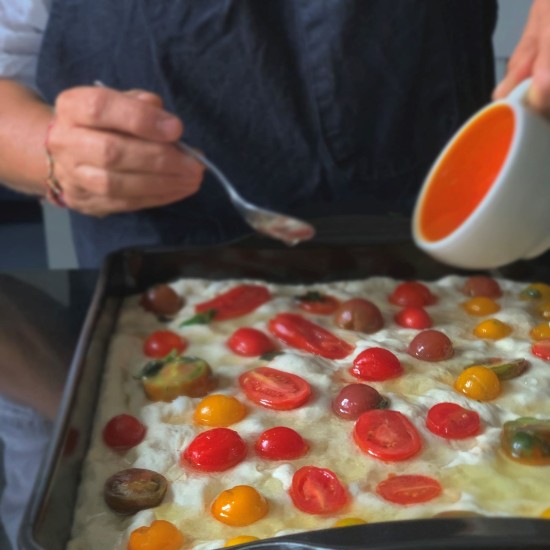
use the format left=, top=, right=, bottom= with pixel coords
left=36, top=0, right=497, bottom=267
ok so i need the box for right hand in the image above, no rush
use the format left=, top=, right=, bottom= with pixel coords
left=47, top=86, right=204, bottom=216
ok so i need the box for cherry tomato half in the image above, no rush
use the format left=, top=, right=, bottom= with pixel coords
left=289, top=466, right=348, bottom=515
left=426, top=402, right=480, bottom=439
left=394, top=307, right=432, bottom=330
left=354, top=409, right=422, bottom=461
left=407, top=330, right=454, bottom=362
left=532, top=339, right=550, bottom=360
left=333, top=299, right=384, bottom=333
left=143, top=330, right=187, bottom=359
left=128, top=520, right=184, bottom=550
left=239, top=366, right=311, bottom=410
left=102, top=414, right=146, bottom=452
left=227, top=327, right=276, bottom=357
left=141, top=284, right=184, bottom=317
left=389, top=281, right=437, bottom=307
left=296, top=292, right=340, bottom=315
left=182, top=428, right=247, bottom=472
left=268, top=313, right=354, bottom=359
left=332, top=384, right=386, bottom=420
left=376, top=475, right=442, bottom=505
left=462, top=276, right=502, bottom=298
left=255, top=427, right=309, bottom=460
left=195, top=284, right=270, bottom=321
left=350, top=348, right=403, bottom=382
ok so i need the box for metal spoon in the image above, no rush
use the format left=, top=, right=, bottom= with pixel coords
left=94, top=80, right=316, bottom=246
left=177, top=142, right=316, bottom=246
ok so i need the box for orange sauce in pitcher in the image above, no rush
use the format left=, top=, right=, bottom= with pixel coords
left=419, top=104, right=515, bottom=242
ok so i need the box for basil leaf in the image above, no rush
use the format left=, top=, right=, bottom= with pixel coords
left=135, top=350, right=179, bottom=380
left=260, top=350, right=284, bottom=361
left=295, top=291, right=325, bottom=302
left=180, top=309, right=216, bottom=326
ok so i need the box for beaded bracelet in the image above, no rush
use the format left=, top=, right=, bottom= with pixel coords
left=44, top=117, right=66, bottom=207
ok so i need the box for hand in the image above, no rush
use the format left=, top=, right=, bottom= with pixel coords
left=47, top=86, right=204, bottom=216
left=493, top=0, right=550, bottom=115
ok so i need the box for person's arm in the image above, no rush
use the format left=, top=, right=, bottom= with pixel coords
left=0, top=79, right=206, bottom=215
left=0, top=79, right=53, bottom=195
left=493, top=0, right=550, bottom=113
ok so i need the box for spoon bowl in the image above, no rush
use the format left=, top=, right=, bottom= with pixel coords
left=178, top=142, right=315, bottom=246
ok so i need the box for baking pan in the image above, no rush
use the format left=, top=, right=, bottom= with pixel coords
left=19, top=216, right=550, bottom=549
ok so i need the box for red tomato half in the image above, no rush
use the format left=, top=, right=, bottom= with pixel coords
left=102, top=414, right=146, bottom=451
left=376, top=475, right=442, bottom=505
left=350, top=347, right=403, bottom=381
left=394, top=307, right=433, bottom=330
left=182, top=428, right=247, bottom=472
left=195, top=284, right=271, bottom=321
left=354, top=409, right=422, bottom=461
left=239, top=367, right=311, bottom=410
left=143, top=330, right=187, bottom=358
left=389, top=282, right=437, bottom=307
left=298, top=294, right=340, bottom=315
left=255, top=427, right=309, bottom=460
left=426, top=402, right=480, bottom=439
left=268, top=313, right=354, bottom=359
left=290, top=466, right=348, bottom=514
left=532, top=339, right=550, bottom=360
left=227, top=327, right=276, bottom=357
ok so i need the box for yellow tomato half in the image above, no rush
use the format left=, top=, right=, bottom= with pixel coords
left=462, top=297, right=500, bottom=317
left=194, top=394, right=246, bottom=427
left=212, top=485, right=268, bottom=526
left=473, top=319, right=512, bottom=340
left=454, top=366, right=501, bottom=401
left=127, top=520, right=184, bottom=550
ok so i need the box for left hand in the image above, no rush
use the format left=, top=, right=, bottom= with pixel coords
left=493, top=0, right=550, bottom=114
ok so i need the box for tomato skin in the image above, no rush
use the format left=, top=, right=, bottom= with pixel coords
left=195, top=284, right=271, bottom=321
left=394, top=307, right=432, bottom=330
left=143, top=330, right=187, bottom=359
left=354, top=409, right=422, bottom=461
left=532, top=339, right=550, bottom=360
left=268, top=313, right=354, bottom=359
left=289, top=466, right=348, bottom=515
left=239, top=367, right=311, bottom=410
left=103, top=414, right=146, bottom=452
left=407, top=330, right=454, bottom=362
left=297, top=294, right=340, bottom=315
left=182, top=428, right=247, bottom=472
left=350, top=348, right=403, bottom=382
left=389, top=282, right=437, bottom=307
left=376, top=475, right=442, bottom=505
left=255, top=427, right=309, bottom=460
left=227, top=327, right=276, bottom=357
left=128, top=520, right=184, bottom=550
left=462, top=276, right=502, bottom=298
left=141, top=284, right=184, bottom=317
left=426, top=402, right=480, bottom=439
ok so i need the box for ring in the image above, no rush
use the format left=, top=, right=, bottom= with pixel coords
left=44, top=117, right=66, bottom=208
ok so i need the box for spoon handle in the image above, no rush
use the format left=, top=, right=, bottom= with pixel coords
left=177, top=142, right=242, bottom=205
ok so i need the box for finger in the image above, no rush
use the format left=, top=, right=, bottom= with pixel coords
left=527, top=33, right=550, bottom=115
left=69, top=164, right=203, bottom=199
left=493, top=36, right=537, bottom=100
left=124, top=89, right=164, bottom=108
left=55, top=86, right=182, bottom=142
left=51, top=126, right=203, bottom=176
left=65, top=187, right=193, bottom=217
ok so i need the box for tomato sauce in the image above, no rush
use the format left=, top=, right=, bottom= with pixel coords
left=419, top=104, right=515, bottom=242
